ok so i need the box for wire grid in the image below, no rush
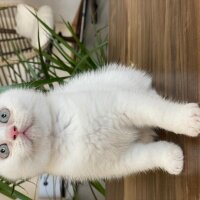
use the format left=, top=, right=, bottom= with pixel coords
left=0, top=5, right=48, bottom=86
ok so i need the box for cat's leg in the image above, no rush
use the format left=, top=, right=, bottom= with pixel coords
left=119, top=90, right=200, bottom=137
left=112, top=141, right=183, bottom=177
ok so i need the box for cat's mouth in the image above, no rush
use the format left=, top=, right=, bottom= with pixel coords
left=13, top=124, right=33, bottom=141
left=23, top=124, right=32, bottom=134
left=22, top=124, right=33, bottom=139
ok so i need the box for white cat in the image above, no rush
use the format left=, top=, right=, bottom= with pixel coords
left=15, top=4, right=54, bottom=49
left=0, top=64, right=199, bottom=181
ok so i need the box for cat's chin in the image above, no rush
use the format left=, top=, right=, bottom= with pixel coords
left=16, top=133, right=32, bottom=144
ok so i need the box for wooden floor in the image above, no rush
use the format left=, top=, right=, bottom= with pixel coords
left=107, top=0, right=200, bottom=199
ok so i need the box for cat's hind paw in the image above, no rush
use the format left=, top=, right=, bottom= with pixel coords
left=163, top=143, right=184, bottom=175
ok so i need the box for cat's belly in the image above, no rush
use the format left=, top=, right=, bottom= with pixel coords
left=48, top=91, right=141, bottom=179
left=48, top=125, right=139, bottom=180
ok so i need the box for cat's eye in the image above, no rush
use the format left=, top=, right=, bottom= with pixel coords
left=0, top=108, right=10, bottom=123
left=0, top=144, right=9, bottom=159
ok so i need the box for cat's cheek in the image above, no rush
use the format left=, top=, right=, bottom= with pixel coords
left=12, top=137, right=33, bottom=158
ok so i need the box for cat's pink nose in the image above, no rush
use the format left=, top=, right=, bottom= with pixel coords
left=10, top=126, right=19, bottom=140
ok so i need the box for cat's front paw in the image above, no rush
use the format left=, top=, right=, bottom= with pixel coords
left=174, top=103, right=200, bottom=137
left=163, top=143, right=184, bottom=175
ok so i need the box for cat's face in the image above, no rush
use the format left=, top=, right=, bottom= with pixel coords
left=0, top=89, right=52, bottom=180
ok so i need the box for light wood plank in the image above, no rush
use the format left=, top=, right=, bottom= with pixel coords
left=107, top=0, right=200, bottom=199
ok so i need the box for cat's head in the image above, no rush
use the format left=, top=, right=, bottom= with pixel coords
left=0, top=88, right=52, bottom=180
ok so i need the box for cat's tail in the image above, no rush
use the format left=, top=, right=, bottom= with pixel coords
left=137, top=128, right=157, bottom=143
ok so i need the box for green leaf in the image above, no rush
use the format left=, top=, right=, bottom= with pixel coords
left=53, top=40, right=76, bottom=67
left=35, top=50, right=73, bottom=74
left=28, top=9, right=82, bottom=58
left=89, top=181, right=105, bottom=196
left=0, top=180, right=32, bottom=200
left=63, top=21, right=98, bottom=68
left=37, top=25, right=50, bottom=80
left=22, top=77, right=69, bottom=89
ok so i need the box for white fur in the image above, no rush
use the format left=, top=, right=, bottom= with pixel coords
left=0, top=64, right=199, bottom=180
left=31, top=5, right=54, bottom=48
left=15, top=4, right=54, bottom=48
left=15, top=4, right=36, bottom=39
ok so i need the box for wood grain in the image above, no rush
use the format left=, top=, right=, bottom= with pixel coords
left=107, top=0, right=200, bottom=199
